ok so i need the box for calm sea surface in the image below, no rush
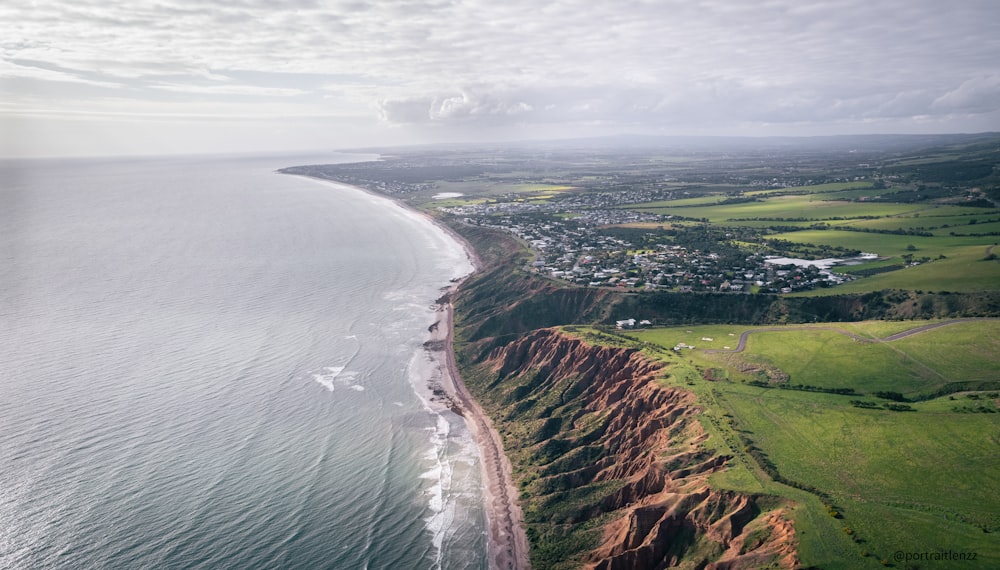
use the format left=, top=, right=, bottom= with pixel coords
left=0, top=154, right=484, bottom=569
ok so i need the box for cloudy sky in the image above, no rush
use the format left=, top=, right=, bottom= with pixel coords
left=2, top=0, right=999, bottom=157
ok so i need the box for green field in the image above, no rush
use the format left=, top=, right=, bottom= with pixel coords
left=616, top=320, right=1000, bottom=569
left=795, top=245, right=1000, bottom=295
left=767, top=229, right=985, bottom=255
left=620, top=175, right=1000, bottom=295
left=721, top=385, right=1000, bottom=568
left=939, top=219, right=1000, bottom=235
left=633, top=196, right=934, bottom=222
left=631, top=193, right=992, bottom=225
left=746, top=181, right=877, bottom=196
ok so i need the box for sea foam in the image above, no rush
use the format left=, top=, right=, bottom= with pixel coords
left=310, top=366, right=362, bottom=393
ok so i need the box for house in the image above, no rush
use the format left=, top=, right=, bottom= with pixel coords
left=616, top=318, right=637, bottom=329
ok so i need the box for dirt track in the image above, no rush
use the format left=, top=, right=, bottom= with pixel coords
left=703, top=318, right=993, bottom=354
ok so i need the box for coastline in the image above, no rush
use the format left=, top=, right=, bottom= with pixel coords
left=428, top=282, right=531, bottom=570
left=284, top=172, right=530, bottom=569
left=427, top=244, right=532, bottom=570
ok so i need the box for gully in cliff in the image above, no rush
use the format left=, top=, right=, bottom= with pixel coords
left=458, top=328, right=799, bottom=569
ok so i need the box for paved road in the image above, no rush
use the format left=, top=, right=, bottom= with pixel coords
left=703, top=318, right=995, bottom=353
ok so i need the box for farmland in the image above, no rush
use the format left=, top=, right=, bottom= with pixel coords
left=625, top=177, right=1000, bottom=295
left=616, top=319, right=1000, bottom=568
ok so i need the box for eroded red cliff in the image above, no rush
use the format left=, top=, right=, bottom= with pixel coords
left=464, top=328, right=798, bottom=569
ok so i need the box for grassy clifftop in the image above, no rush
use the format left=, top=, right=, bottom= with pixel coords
left=444, top=215, right=1000, bottom=569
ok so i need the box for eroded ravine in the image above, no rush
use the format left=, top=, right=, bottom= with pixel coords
left=458, top=328, right=799, bottom=570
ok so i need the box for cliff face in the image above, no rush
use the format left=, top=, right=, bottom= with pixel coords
left=447, top=222, right=1000, bottom=343
left=455, top=263, right=619, bottom=342
left=460, top=328, right=797, bottom=570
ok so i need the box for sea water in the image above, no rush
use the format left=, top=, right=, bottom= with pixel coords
left=0, top=154, right=485, bottom=569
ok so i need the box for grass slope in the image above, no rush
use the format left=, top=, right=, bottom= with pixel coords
left=617, top=320, right=1000, bottom=569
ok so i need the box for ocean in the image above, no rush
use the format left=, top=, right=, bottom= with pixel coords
left=0, top=154, right=485, bottom=569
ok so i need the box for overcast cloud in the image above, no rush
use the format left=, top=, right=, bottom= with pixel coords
left=2, top=0, right=999, bottom=156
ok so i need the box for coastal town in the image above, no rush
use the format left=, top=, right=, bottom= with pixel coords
left=435, top=190, right=860, bottom=293
left=460, top=208, right=856, bottom=293
left=286, top=154, right=882, bottom=294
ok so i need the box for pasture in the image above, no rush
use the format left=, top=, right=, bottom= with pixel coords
left=622, top=176, right=1000, bottom=295
left=617, top=319, right=1000, bottom=568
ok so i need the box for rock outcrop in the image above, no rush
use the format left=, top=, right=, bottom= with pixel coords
left=460, top=328, right=798, bottom=570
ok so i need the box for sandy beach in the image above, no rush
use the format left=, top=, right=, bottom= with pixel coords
left=290, top=174, right=530, bottom=568
left=427, top=228, right=532, bottom=570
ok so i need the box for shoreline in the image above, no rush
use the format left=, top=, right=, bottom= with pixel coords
left=428, top=282, right=531, bottom=570
left=284, top=172, right=530, bottom=569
